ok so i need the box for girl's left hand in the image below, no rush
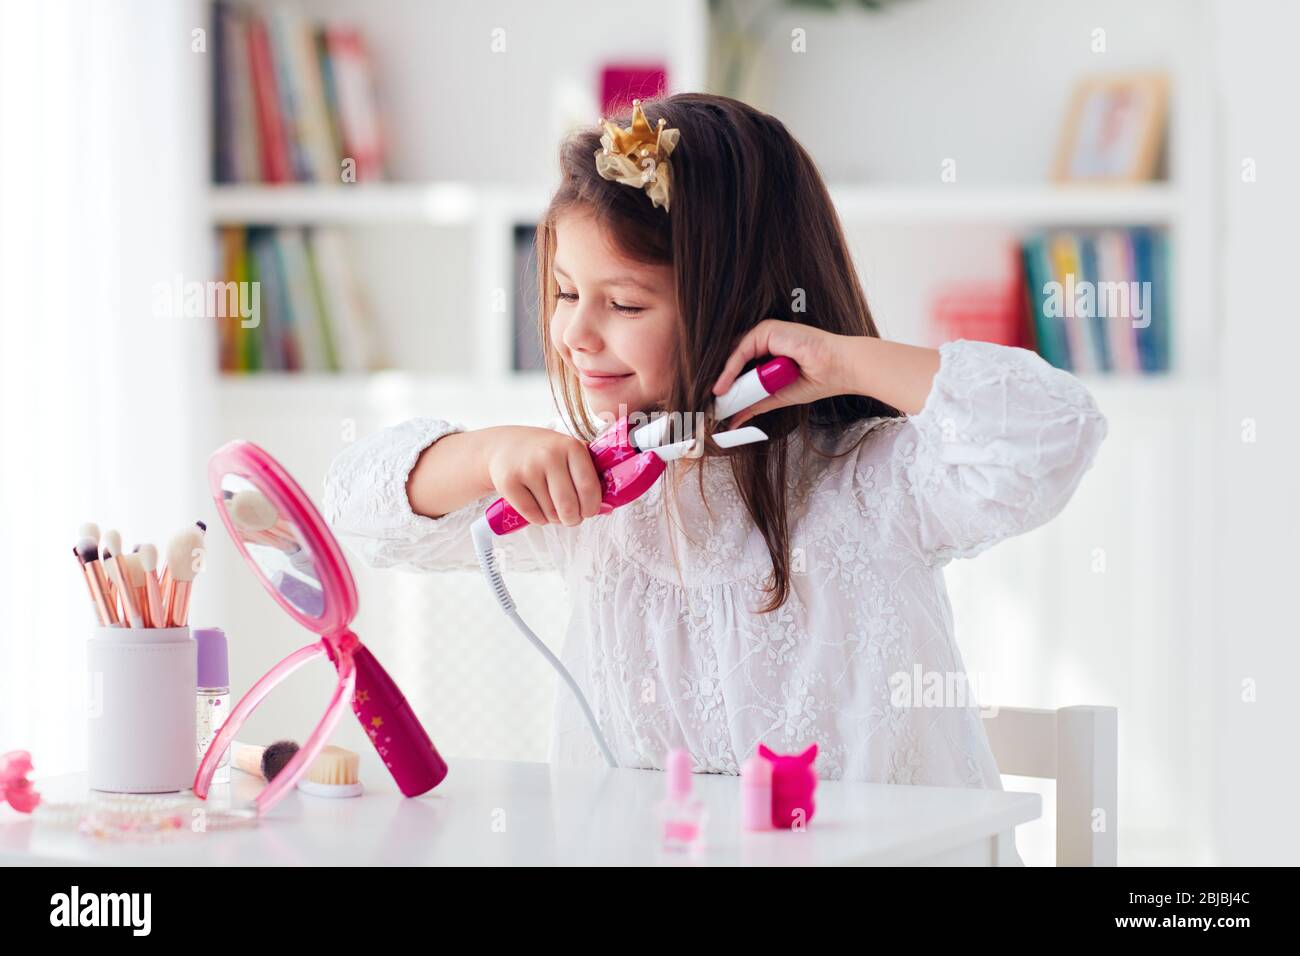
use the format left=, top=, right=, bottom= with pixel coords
left=711, top=319, right=853, bottom=428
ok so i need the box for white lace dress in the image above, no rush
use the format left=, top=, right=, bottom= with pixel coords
left=323, top=339, right=1107, bottom=788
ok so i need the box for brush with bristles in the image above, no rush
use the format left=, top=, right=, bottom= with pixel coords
left=74, top=523, right=114, bottom=626
left=123, top=551, right=150, bottom=628
left=229, top=490, right=300, bottom=552
left=297, top=745, right=363, bottom=798
left=77, top=523, right=120, bottom=626
left=92, top=523, right=121, bottom=615
left=160, top=524, right=205, bottom=595
left=100, top=529, right=143, bottom=628
left=72, top=546, right=99, bottom=624
left=161, top=526, right=205, bottom=627
left=136, top=543, right=165, bottom=628
left=230, top=490, right=278, bottom=531
left=232, top=740, right=301, bottom=781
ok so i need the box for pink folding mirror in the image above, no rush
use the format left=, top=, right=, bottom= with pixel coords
left=194, top=440, right=447, bottom=814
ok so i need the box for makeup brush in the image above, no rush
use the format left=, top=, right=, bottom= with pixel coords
left=158, top=524, right=202, bottom=612
left=230, top=490, right=277, bottom=530
left=123, top=551, right=150, bottom=628
left=230, top=490, right=299, bottom=551
left=73, top=546, right=107, bottom=626
left=232, top=740, right=300, bottom=781
left=72, top=546, right=93, bottom=618
left=76, top=526, right=118, bottom=626
left=82, top=522, right=120, bottom=617
left=229, top=491, right=280, bottom=545
left=137, top=543, right=165, bottom=629
left=162, top=526, right=205, bottom=628
left=101, top=529, right=143, bottom=628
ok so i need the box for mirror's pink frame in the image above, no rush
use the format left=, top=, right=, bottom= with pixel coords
left=192, top=440, right=360, bottom=814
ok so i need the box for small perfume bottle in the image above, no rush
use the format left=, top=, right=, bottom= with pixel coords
left=194, top=628, right=230, bottom=784
left=740, top=751, right=773, bottom=831
left=656, top=748, right=706, bottom=851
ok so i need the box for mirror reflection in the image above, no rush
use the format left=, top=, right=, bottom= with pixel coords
left=220, top=474, right=326, bottom=619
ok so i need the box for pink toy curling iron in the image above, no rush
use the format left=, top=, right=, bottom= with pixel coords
left=471, top=357, right=800, bottom=767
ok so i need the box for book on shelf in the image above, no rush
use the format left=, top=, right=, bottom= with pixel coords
left=213, top=1, right=385, bottom=185
left=930, top=278, right=1030, bottom=351
left=930, top=227, right=1171, bottom=375
left=1021, top=227, right=1171, bottom=374
left=216, top=226, right=382, bottom=374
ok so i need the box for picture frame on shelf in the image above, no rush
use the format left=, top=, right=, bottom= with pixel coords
left=1053, top=73, right=1169, bottom=183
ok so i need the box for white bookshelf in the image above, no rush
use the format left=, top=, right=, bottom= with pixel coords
left=211, top=181, right=1184, bottom=227
left=208, top=178, right=1206, bottom=383
left=829, top=184, right=1185, bottom=226
left=208, top=182, right=482, bottom=225
left=206, top=0, right=1215, bottom=395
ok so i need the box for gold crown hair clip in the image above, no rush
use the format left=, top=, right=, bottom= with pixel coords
left=594, top=99, right=680, bottom=212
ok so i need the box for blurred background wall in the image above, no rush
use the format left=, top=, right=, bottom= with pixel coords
left=1, top=0, right=1296, bottom=865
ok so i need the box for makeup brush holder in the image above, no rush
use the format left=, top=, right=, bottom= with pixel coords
left=87, top=626, right=197, bottom=793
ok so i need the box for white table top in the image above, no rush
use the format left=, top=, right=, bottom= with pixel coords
left=0, top=759, right=1040, bottom=866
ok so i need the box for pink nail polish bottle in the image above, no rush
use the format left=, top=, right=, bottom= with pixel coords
left=740, top=752, right=773, bottom=830
left=656, top=748, right=706, bottom=851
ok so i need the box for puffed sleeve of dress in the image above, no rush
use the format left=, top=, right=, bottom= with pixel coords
left=876, top=339, right=1109, bottom=567
left=321, top=417, right=578, bottom=573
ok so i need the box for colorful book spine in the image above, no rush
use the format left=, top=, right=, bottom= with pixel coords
left=1023, top=238, right=1070, bottom=370
left=212, top=1, right=234, bottom=184
left=215, top=226, right=377, bottom=373
left=1016, top=228, right=1171, bottom=376
left=1095, top=231, right=1136, bottom=373
left=267, top=10, right=311, bottom=182
left=216, top=227, right=243, bottom=371
left=325, top=26, right=384, bottom=181
left=1077, top=234, right=1112, bottom=372
left=246, top=13, right=292, bottom=183
left=239, top=234, right=260, bottom=373
left=1049, top=234, right=1090, bottom=373
left=211, top=9, right=383, bottom=184
left=1148, top=229, right=1172, bottom=373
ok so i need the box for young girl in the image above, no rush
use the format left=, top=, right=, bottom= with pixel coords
left=323, top=93, right=1107, bottom=788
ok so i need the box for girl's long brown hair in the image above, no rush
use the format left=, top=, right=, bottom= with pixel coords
left=535, top=93, right=901, bottom=612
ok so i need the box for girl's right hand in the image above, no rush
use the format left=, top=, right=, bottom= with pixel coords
left=481, top=426, right=604, bottom=528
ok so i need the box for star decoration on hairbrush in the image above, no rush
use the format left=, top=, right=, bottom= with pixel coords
left=594, top=99, right=680, bottom=212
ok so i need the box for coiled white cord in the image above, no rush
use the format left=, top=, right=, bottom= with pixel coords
left=471, top=516, right=617, bottom=768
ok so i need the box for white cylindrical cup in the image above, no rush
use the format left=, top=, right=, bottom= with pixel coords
left=87, top=626, right=197, bottom=793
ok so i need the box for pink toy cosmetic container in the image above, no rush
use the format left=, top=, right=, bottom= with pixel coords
left=759, top=743, right=818, bottom=830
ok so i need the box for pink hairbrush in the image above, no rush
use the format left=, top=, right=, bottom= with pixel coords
left=758, top=743, right=818, bottom=829
left=471, top=357, right=801, bottom=766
